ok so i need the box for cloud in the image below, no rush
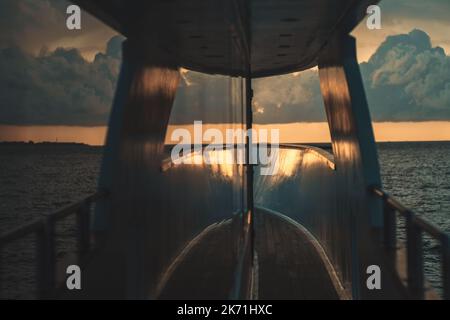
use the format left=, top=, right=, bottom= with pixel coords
left=361, top=29, right=450, bottom=121
left=0, top=0, right=117, bottom=60
left=0, top=0, right=67, bottom=49
left=351, top=0, right=450, bottom=62
left=1, top=1, right=450, bottom=126
left=1, top=29, right=449, bottom=126
left=170, top=71, right=326, bottom=124
left=0, top=36, right=123, bottom=126
left=380, top=0, right=450, bottom=25
left=170, top=72, right=242, bottom=124
left=252, top=71, right=326, bottom=123
left=253, top=29, right=450, bottom=123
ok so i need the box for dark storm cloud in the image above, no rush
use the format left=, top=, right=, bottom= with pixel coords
left=1, top=1, right=449, bottom=125
left=0, top=0, right=117, bottom=58
left=0, top=0, right=67, bottom=48
left=0, top=36, right=124, bottom=126
left=0, top=29, right=449, bottom=126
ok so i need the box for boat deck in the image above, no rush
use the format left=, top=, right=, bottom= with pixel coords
left=255, top=209, right=340, bottom=299
left=159, top=209, right=340, bottom=299
left=157, top=220, right=237, bottom=299
left=59, top=210, right=340, bottom=299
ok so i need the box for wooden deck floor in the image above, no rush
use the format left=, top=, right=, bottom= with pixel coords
left=60, top=210, right=340, bottom=299
left=159, top=209, right=339, bottom=299
left=255, top=209, right=339, bottom=299
left=158, top=219, right=237, bottom=299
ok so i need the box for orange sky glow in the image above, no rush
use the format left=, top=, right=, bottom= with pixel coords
left=1, top=121, right=449, bottom=146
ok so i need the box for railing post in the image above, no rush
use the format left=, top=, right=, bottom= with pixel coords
left=36, top=217, right=56, bottom=299
left=77, top=200, right=91, bottom=262
left=383, top=199, right=397, bottom=252
left=442, top=234, right=450, bottom=300
left=383, top=201, right=397, bottom=270
left=406, top=211, right=424, bottom=299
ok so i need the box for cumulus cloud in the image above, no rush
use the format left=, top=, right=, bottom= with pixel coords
left=253, top=29, right=450, bottom=123
left=361, top=29, right=450, bottom=121
left=0, top=28, right=449, bottom=126
left=351, top=0, right=450, bottom=63
left=252, top=71, right=326, bottom=123
left=0, top=36, right=124, bottom=126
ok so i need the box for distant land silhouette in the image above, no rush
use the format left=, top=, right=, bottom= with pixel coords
left=0, top=141, right=101, bottom=148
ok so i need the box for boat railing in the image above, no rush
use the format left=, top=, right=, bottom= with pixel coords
left=371, top=186, right=450, bottom=299
left=0, top=190, right=108, bottom=299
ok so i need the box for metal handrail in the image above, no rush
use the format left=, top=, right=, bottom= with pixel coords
left=371, top=186, right=450, bottom=300
left=0, top=190, right=108, bottom=299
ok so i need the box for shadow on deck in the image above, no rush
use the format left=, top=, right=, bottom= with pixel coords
left=157, top=209, right=340, bottom=300
left=60, top=210, right=341, bottom=299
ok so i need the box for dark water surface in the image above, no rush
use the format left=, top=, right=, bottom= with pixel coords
left=0, top=141, right=449, bottom=298
left=378, top=142, right=450, bottom=294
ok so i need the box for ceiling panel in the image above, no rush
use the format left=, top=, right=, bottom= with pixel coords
left=74, top=0, right=379, bottom=77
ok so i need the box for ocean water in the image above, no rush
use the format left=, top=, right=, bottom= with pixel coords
left=0, top=144, right=101, bottom=299
left=377, top=142, right=450, bottom=294
left=378, top=142, right=450, bottom=232
left=0, top=141, right=449, bottom=298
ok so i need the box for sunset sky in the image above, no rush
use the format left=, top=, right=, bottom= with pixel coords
left=0, top=0, right=449, bottom=144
